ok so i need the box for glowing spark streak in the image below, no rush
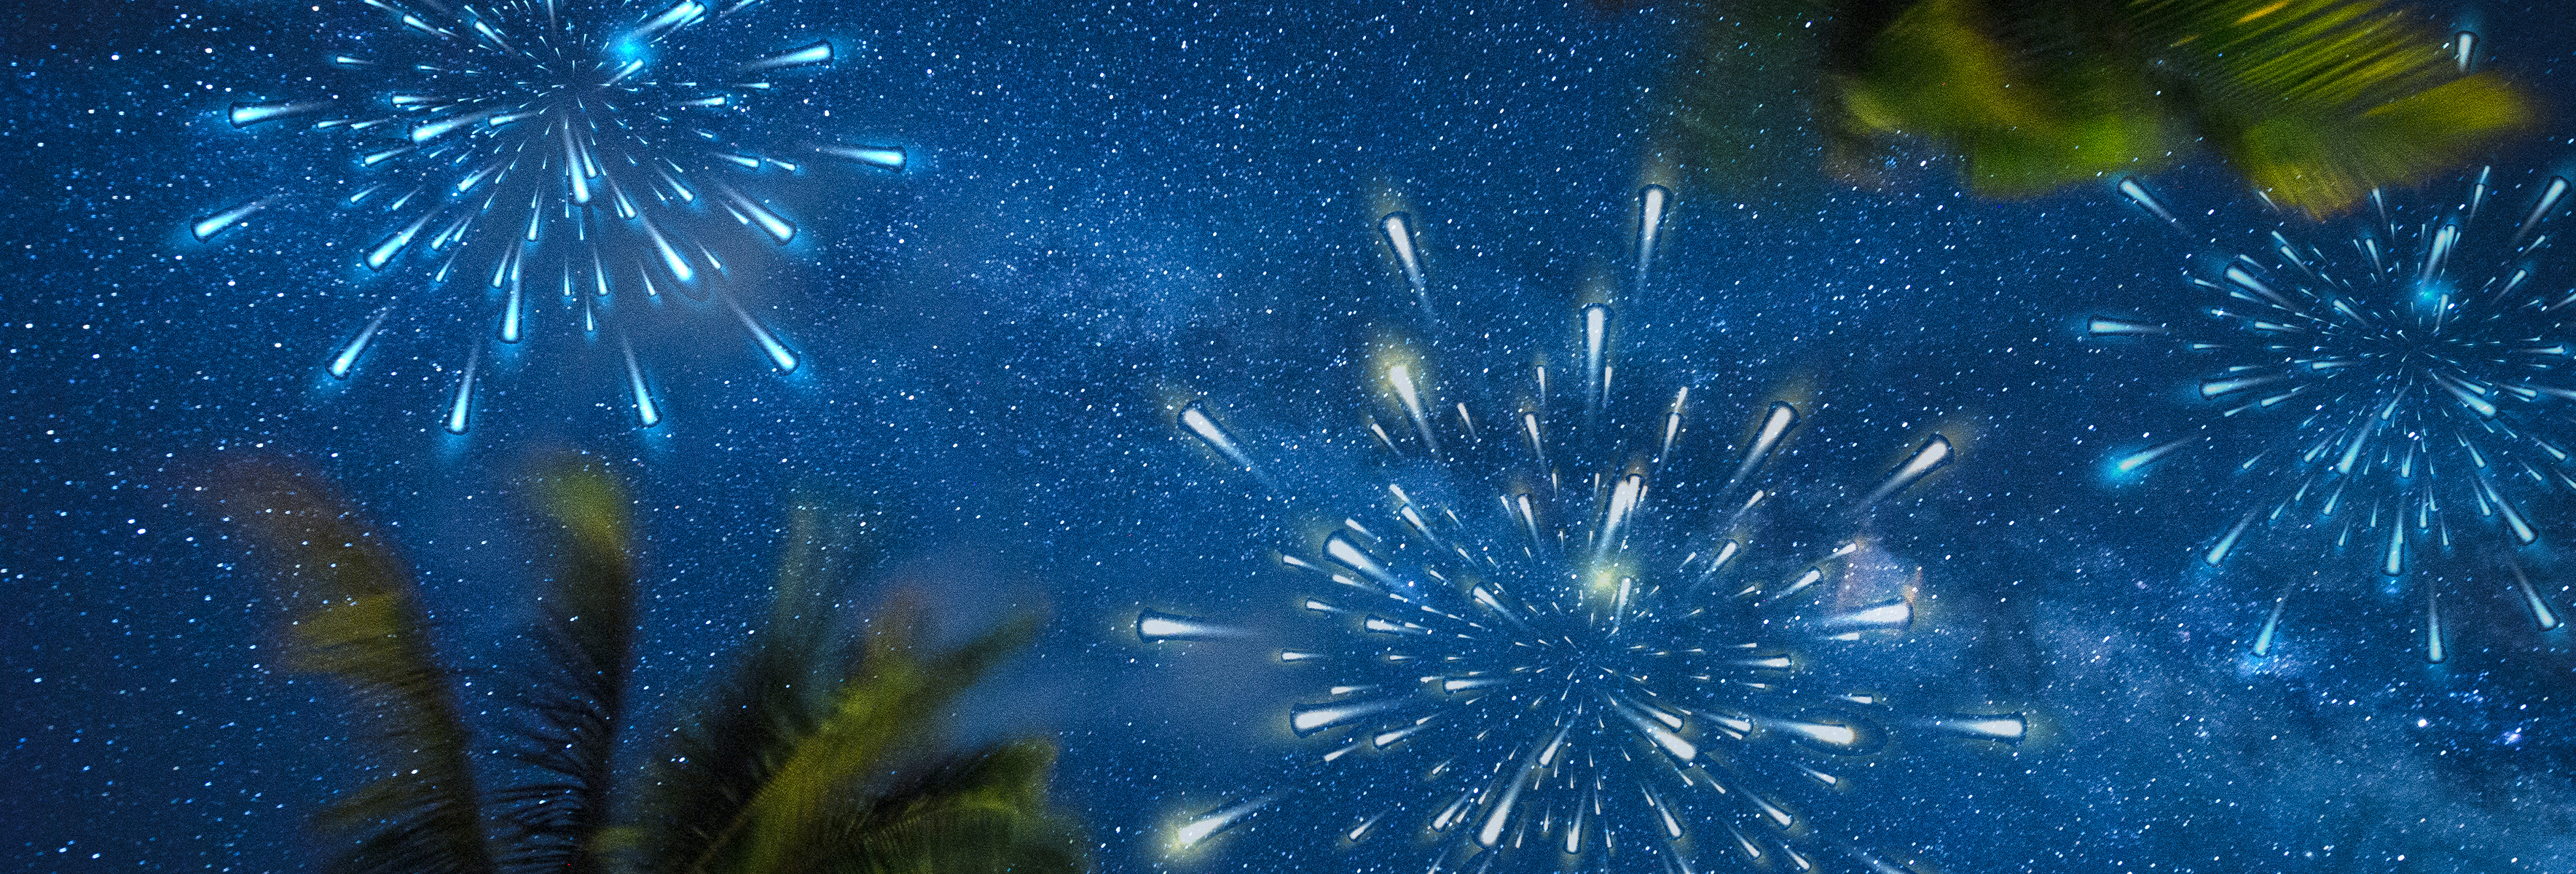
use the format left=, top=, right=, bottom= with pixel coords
left=2513, top=563, right=2562, bottom=630
left=192, top=197, right=271, bottom=241
left=2425, top=222, right=2460, bottom=280
left=635, top=0, right=707, bottom=39
left=1815, top=600, right=1912, bottom=634
left=1289, top=696, right=1408, bottom=736
left=720, top=188, right=797, bottom=243
left=1474, top=764, right=1534, bottom=847
left=1607, top=693, right=1697, bottom=761
left=2117, top=437, right=2196, bottom=473
left=2205, top=508, right=2259, bottom=566
left=1931, top=715, right=2026, bottom=742
left=814, top=142, right=906, bottom=170
left=2087, top=318, right=2167, bottom=336
left=1660, top=387, right=1687, bottom=457
left=1386, top=363, right=1437, bottom=452
left=444, top=354, right=477, bottom=434
left=1324, top=532, right=1402, bottom=591
left=2515, top=176, right=2569, bottom=245
left=1861, top=436, right=1952, bottom=508
left=366, top=212, right=439, bottom=270
left=1769, top=718, right=1858, bottom=748
left=228, top=99, right=329, bottom=127
left=411, top=109, right=495, bottom=143
left=1583, top=304, right=1611, bottom=410
left=2202, top=373, right=2291, bottom=398
left=1178, top=402, right=1257, bottom=471
left=726, top=299, right=798, bottom=371
left=1635, top=184, right=1669, bottom=286
left=2425, top=590, right=2447, bottom=663
left=2118, top=176, right=2183, bottom=229
left=638, top=216, right=696, bottom=283
left=742, top=40, right=833, bottom=71
left=2252, top=586, right=2290, bottom=656
left=1380, top=212, right=1426, bottom=295
left=623, top=339, right=660, bottom=428
left=1726, top=402, right=1799, bottom=493
left=1174, top=796, right=1272, bottom=850
left=2482, top=476, right=2537, bottom=543
left=330, top=309, right=391, bottom=378
left=498, top=278, right=523, bottom=344
left=1137, top=610, right=1241, bottom=641
left=1596, top=473, right=1646, bottom=559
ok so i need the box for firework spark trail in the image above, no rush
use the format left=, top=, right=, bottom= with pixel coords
left=197, top=0, right=907, bottom=432
left=2102, top=169, right=2576, bottom=659
left=1146, top=188, right=2013, bottom=873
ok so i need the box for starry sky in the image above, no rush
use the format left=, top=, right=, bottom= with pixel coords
left=14, top=0, right=2576, bottom=871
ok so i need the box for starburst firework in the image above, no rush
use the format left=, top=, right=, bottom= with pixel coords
left=195, top=0, right=906, bottom=432
left=2099, top=170, right=2576, bottom=658
left=1142, top=189, right=2011, bottom=873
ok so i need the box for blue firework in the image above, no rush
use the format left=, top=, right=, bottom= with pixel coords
left=2100, top=170, right=2576, bottom=659
left=195, top=0, right=906, bottom=432
left=1142, top=189, right=2012, bottom=873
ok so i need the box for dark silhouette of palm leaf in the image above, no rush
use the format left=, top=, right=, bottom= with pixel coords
left=496, top=465, right=641, bottom=874
left=631, top=507, right=868, bottom=874
left=222, top=468, right=1087, bottom=874
left=825, top=739, right=1088, bottom=874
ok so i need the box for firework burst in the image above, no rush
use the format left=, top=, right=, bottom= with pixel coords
left=196, top=0, right=906, bottom=432
left=2100, top=169, right=2576, bottom=659
left=1142, top=189, right=2008, bottom=873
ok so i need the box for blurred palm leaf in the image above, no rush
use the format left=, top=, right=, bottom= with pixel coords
left=1665, top=0, right=2536, bottom=214
left=219, top=465, right=1087, bottom=874
left=2132, top=0, right=2534, bottom=214
left=217, top=462, right=494, bottom=874
left=495, top=467, right=639, bottom=874
left=633, top=510, right=1082, bottom=874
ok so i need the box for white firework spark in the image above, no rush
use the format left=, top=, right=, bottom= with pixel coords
left=1144, top=189, right=2010, bottom=873
left=197, top=0, right=906, bottom=432
left=2101, top=169, right=2576, bottom=660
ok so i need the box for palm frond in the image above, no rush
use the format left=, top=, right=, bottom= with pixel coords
left=2132, top=0, right=2535, bottom=214
left=1655, top=0, right=1835, bottom=192
left=495, top=464, right=641, bottom=874
left=215, top=461, right=495, bottom=874
left=718, top=609, right=1039, bottom=874
left=632, top=508, right=876, bottom=874
left=1686, top=0, right=2537, bottom=212
left=829, top=739, right=1089, bottom=874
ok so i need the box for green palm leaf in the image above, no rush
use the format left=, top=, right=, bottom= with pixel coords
left=1670, top=0, right=2535, bottom=213
left=216, top=462, right=495, bottom=874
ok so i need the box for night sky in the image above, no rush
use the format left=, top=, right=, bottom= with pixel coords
left=15, top=0, right=2576, bottom=871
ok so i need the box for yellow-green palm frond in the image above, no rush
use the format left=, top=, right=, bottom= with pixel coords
left=1834, top=0, right=2185, bottom=195
left=2132, top=0, right=2535, bottom=214
left=825, top=739, right=1088, bottom=874
left=628, top=513, right=1077, bottom=874
left=715, top=606, right=1041, bottom=874
left=1677, top=0, right=2536, bottom=211
left=630, top=508, right=890, bottom=874
left=214, top=461, right=494, bottom=874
